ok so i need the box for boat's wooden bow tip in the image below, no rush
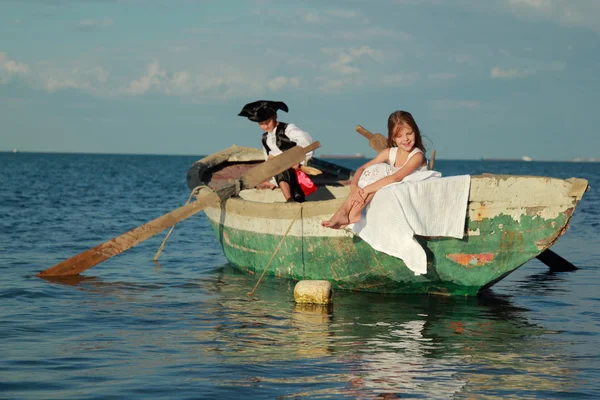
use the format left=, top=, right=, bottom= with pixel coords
left=566, top=178, right=589, bottom=200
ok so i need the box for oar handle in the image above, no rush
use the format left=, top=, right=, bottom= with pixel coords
left=37, top=142, right=320, bottom=277
left=355, top=125, right=374, bottom=140
left=241, top=141, right=320, bottom=189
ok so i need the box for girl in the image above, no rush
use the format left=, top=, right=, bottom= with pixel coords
left=322, top=110, right=431, bottom=229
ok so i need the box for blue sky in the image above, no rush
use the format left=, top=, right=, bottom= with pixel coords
left=1, top=0, right=599, bottom=160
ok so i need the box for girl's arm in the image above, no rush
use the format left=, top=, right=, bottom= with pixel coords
left=350, top=149, right=390, bottom=188
left=362, top=153, right=425, bottom=195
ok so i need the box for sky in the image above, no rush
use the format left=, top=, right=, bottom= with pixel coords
left=1, top=0, right=599, bottom=160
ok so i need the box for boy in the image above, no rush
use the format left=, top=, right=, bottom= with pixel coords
left=238, top=100, right=314, bottom=202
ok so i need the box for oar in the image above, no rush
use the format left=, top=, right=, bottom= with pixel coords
left=37, top=142, right=321, bottom=277
left=355, top=124, right=387, bottom=153
left=353, top=124, right=579, bottom=273
left=536, top=248, right=578, bottom=272
left=356, top=125, right=437, bottom=169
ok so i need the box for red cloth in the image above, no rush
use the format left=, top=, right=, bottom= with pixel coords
left=295, top=169, right=317, bottom=196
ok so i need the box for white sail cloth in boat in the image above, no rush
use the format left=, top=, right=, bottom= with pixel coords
left=350, top=174, right=471, bottom=276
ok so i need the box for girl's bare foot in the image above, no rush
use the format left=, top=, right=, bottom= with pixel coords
left=348, top=214, right=361, bottom=225
left=321, top=215, right=350, bottom=229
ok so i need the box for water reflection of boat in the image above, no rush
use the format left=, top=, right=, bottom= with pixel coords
left=45, top=267, right=575, bottom=398
left=195, top=266, right=575, bottom=398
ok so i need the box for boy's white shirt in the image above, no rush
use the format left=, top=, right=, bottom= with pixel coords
left=262, top=123, right=314, bottom=162
left=262, top=123, right=314, bottom=186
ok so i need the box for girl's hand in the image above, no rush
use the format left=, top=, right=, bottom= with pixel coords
left=357, top=188, right=367, bottom=201
left=350, top=188, right=364, bottom=204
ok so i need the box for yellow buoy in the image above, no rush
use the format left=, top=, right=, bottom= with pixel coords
left=293, top=280, right=333, bottom=305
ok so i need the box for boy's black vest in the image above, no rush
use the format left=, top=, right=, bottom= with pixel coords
left=261, top=122, right=295, bottom=154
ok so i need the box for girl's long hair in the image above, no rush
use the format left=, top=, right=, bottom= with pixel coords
left=387, top=110, right=425, bottom=153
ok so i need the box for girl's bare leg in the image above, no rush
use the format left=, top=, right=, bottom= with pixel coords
left=321, top=195, right=355, bottom=228
left=323, top=192, right=375, bottom=229
left=343, top=193, right=375, bottom=227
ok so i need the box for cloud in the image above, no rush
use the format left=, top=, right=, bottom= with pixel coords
left=0, top=50, right=113, bottom=92
left=126, top=60, right=166, bottom=95
left=449, top=54, right=477, bottom=65
left=429, top=72, right=457, bottom=80
left=302, top=12, right=329, bottom=24
left=333, top=27, right=411, bottom=41
left=301, top=8, right=361, bottom=24
left=167, top=71, right=191, bottom=94
left=1, top=50, right=304, bottom=100
left=267, top=76, right=300, bottom=92
left=168, top=45, right=190, bottom=53
left=395, top=0, right=446, bottom=4
left=124, top=59, right=301, bottom=99
left=490, top=66, right=530, bottom=79
left=380, top=73, right=419, bottom=86
left=0, top=52, right=30, bottom=83
left=490, top=61, right=564, bottom=79
left=327, top=9, right=361, bottom=19
left=431, top=100, right=480, bottom=110
left=510, top=0, right=545, bottom=7
left=316, top=71, right=418, bottom=93
left=46, top=77, right=80, bottom=91
left=75, top=18, right=113, bottom=31
left=322, top=46, right=385, bottom=75
left=506, top=0, right=600, bottom=32
left=44, top=66, right=110, bottom=92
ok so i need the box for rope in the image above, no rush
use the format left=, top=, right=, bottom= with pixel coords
left=248, top=205, right=303, bottom=296
left=153, top=185, right=208, bottom=261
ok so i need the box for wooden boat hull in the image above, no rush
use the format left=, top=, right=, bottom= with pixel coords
left=190, top=146, right=588, bottom=296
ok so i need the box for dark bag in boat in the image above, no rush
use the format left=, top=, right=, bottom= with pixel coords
left=295, top=169, right=317, bottom=196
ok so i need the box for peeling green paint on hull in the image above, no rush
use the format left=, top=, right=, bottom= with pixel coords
left=189, top=146, right=588, bottom=296
left=206, top=211, right=571, bottom=296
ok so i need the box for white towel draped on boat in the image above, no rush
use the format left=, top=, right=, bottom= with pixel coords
left=350, top=174, right=471, bottom=275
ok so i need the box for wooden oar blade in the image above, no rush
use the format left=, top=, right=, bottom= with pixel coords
left=37, top=191, right=222, bottom=277
left=536, top=249, right=578, bottom=272
left=355, top=125, right=387, bottom=153
left=37, top=142, right=321, bottom=277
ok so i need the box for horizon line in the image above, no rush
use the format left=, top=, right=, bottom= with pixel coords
left=1, top=149, right=597, bottom=163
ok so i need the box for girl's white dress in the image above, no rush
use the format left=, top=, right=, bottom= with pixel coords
left=358, top=148, right=437, bottom=188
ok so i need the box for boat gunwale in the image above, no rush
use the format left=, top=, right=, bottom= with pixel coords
left=191, top=145, right=589, bottom=221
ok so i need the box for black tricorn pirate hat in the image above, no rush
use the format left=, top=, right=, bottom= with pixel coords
left=238, top=100, right=289, bottom=122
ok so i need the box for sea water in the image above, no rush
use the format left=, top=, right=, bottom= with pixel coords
left=0, top=153, right=598, bottom=399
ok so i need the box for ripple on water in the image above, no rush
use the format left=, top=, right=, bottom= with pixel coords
left=1, top=154, right=599, bottom=399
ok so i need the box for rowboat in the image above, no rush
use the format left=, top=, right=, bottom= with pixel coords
left=186, top=145, right=589, bottom=296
